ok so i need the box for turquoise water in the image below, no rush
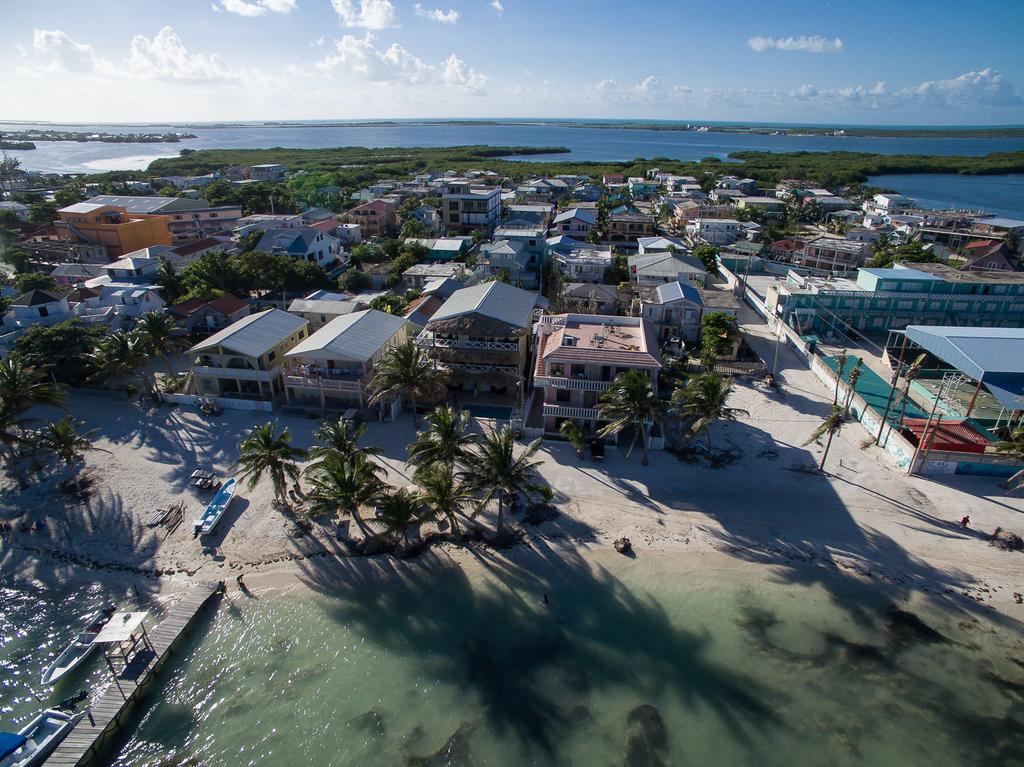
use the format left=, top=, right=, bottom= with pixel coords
left=72, top=555, right=1024, bottom=767
left=462, top=404, right=511, bottom=420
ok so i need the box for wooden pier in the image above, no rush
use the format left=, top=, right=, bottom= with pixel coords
left=46, top=581, right=223, bottom=767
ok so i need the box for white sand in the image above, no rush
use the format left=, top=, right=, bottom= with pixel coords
left=2, top=313, right=1023, bottom=618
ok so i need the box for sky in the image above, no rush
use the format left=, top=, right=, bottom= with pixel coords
left=3, top=0, right=1024, bottom=125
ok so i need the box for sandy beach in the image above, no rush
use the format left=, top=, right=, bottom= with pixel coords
left=2, top=308, right=1023, bottom=624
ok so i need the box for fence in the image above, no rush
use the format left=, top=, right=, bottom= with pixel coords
left=160, top=392, right=274, bottom=413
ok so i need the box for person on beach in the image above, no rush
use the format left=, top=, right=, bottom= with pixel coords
left=960, top=516, right=970, bottom=528
left=236, top=573, right=249, bottom=593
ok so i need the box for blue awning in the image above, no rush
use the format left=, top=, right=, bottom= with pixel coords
left=0, top=732, right=27, bottom=760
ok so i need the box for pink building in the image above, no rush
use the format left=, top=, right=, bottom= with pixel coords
left=533, top=313, right=661, bottom=434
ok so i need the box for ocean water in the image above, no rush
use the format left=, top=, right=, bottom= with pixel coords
left=4, top=120, right=1024, bottom=176
left=867, top=174, right=1024, bottom=219
left=0, top=554, right=1010, bottom=767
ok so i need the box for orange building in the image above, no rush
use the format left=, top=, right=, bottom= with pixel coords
left=56, top=202, right=172, bottom=258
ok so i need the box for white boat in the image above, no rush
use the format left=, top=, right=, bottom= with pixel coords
left=40, top=605, right=116, bottom=686
left=0, top=708, right=85, bottom=767
left=193, top=478, right=237, bottom=536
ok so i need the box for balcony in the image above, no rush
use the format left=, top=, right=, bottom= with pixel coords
left=534, top=376, right=613, bottom=392
left=542, top=404, right=600, bottom=420
left=192, top=365, right=276, bottom=383
left=415, top=332, right=519, bottom=352
left=283, top=374, right=363, bottom=393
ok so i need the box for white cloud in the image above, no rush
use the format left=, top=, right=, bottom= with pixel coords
left=317, top=32, right=430, bottom=82
left=414, top=4, right=459, bottom=23
left=491, top=0, right=504, bottom=15
left=441, top=54, right=487, bottom=93
left=897, top=68, right=1021, bottom=108
left=126, top=26, right=243, bottom=82
left=748, top=35, right=843, bottom=54
left=32, top=29, right=101, bottom=73
left=218, top=0, right=296, bottom=16
left=331, top=0, right=398, bottom=29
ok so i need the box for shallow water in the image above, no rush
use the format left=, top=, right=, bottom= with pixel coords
left=63, top=555, right=1024, bottom=767
left=867, top=173, right=1024, bottom=218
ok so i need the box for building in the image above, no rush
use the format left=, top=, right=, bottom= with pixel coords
left=344, top=199, right=398, bottom=239
left=69, top=195, right=241, bottom=243
left=442, top=181, right=501, bottom=236
left=533, top=314, right=661, bottom=433
left=505, top=203, right=554, bottom=228
left=550, top=208, right=598, bottom=237
left=793, top=235, right=868, bottom=272
left=608, top=212, right=657, bottom=243
left=254, top=228, right=342, bottom=268
left=736, top=196, right=786, bottom=217
left=56, top=201, right=172, bottom=258
left=766, top=263, right=1024, bottom=338
left=0, top=201, right=29, bottom=221
left=549, top=238, right=613, bottom=283
left=628, top=253, right=707, bottom=288
left=408, top=205, right=442, bottom=235
left=283, top=309, right=409, bottom=411
left=335, top=223, right=362, bottom=245
left=686, top=218, right=741, bottom=246
left=169, top=294, right=251, bottom=334
left=637, top=236, right=687, bottom=255
left=475, top=240, right=535, bottom=289
left=640, top=281, right=704, bottom=345
left=235, top=213, right=304, bottom=238
left=562, top=282, right=619, bottom=314
left=188, top=308, right=308, bottom=403
left=248, top=164, right=285, bottom=182
left=404, top=237, right=469, bottom=261
left=959, top=240, right=1019, bottom=272
left=50, top=263, right=106, bottom=286
left=402, top=263, right=466, bottom=291
left=416, top=281, right=539, bottom=396
left=868, top=193, right=918, bottom=215
left=286, top=294, right=370, bottom=330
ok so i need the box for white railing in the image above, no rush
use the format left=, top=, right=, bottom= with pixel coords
left=434, top=362, right=519, bottom=376
left=415, top=332, right=519, bottom=352
left=534, top=376, right=612, bottom=392
left=542, top=404, right=600, bottom=420
left=283, top=375, right=363, bottom=392
left=192, top=365, right=275, bottom=383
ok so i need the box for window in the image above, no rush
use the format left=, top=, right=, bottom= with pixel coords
left=556, top=389, right=571, bottom=403
left=268, top=350, right=277, bottom=361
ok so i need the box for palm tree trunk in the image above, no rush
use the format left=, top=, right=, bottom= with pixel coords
left=159, top=354, right=175, bottom=376
left=349, top=505, right=373, bottom=540
left=640, top=424, right=650, bottom=466
left=705, top=428, right=713, bottom=452
left=625, top=427, right=638, bottom=459
left=820, top=429, right=836, bottom=471
left=409, top=390, right=418, bottom=430
left=495, top=496, right=505, bottom=539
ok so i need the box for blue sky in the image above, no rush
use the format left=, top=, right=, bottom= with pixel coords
left=3, top=0, right=1024, bottom=123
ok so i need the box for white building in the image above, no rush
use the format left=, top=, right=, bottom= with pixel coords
left=686, top=218, right=741, bottom=246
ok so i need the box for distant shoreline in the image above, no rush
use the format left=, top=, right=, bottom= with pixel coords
left=3, top=118, right=1024, bottom=139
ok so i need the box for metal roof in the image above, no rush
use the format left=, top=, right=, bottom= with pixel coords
left=429, top=281, right=538, bottom=328
left=189, top=308, right=307, bottom=358
left=84, top=195, right=205, bottom=214
left=904, top=325, right=1024, bottom=411
left=628, top=253, right=707, bottom=277
left=654, top=281, right=703, bottom=306
left=287, top=298, right=365, bottom=316
left=287, top=309, right=407, bottom=363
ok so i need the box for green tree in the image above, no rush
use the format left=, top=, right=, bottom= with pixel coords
left=39, top=417, right=99, bottom=478
left=692, top=243, right=720, bottom=275
left=805, top=405, right=844, bottom=471
left=304, top=452, right=386, bottom=540
left=86, top=330, right=150, bottom=391
left=180, top=250, right=243, bottom=298
left=843, top=359, right=863, bottom=419
left=699, top=311, right=736, bottom=368
left=13, top=320, right=104, bottom=385
left=370, top=294, right=407, bottom=315
left=369, top=340, right=446, bottom=429
left=29, top=203, right=58, bottom=226
left=596, top=370, right=666, bottom=465
left=833, top=349, right=849, bottom=406
left=237, top=421, right=307, bottom=505
left=464, top=426, right=545, bottom=540
left=0, top=355, right=64, bottom=424
left=416, top=463, right=476, bottom=542
left=374, top=488, right=430, bottom=554
left=558, top=419, right=587, bottom=457
left=670, top=373, right=749, bottom=451
left=14, top=273, right=56, bottom=294
left=338, top=268, right=373, bottom=293
left=155, top=258, right=184, bottom=304
left=308, top=417, right=380, bottom=466
left=53, top=185, right=86, bottom=208
left=135, top=311, right=184, bottom=375
left=407, top=405, right=475, bottom=477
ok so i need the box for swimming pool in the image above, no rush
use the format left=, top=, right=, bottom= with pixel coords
left=463, top=403, right=512, bottom=420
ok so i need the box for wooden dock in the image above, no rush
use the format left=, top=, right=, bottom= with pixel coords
left=46, top=581, right=223, bottom=767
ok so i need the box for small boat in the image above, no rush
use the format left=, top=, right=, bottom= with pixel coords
left=0, top=708, right=85, bottom=767
left=40, top=604, right=116, bottom=686
left=193, top=478, right=236, bottom=536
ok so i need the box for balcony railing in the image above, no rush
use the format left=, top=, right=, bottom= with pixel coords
left=434, top=362, right=519, bottom=376
left=284, top=375, right=363, bottom=392
left=542, top=404, right=601, bottom=420
left=192, top=365, right=275, bottom=382
left=534, top=376, right=613, bottom=392
left=415, top=332, right=519, bottom=352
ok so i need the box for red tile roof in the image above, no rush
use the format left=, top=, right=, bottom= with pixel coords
left=207, top=294, right=250, bottom=316
left=169, top=297, right=206, bottom=317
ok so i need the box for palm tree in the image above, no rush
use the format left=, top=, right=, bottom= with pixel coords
left=237, top=421, right=307, bottom=505
left=0, top=401, right=25, bottom=464
left=87, top=330, right=150, bottom=391
left=309, top=417, right=379, bottom=466
left=369, top=340, right=446, bottom=429
left=833, top=349, right=849, bottom=406
left=135, top=311, right=183, bottom=376
left=374, top=488, right=429, bottom=554
left=407, top=405, right=475, bottom=475
left=464, top=426, right=544, bottom=540
left=304, top=453, right=386, bottom=540
left=896, top=353, right=928, bottom=428
left=40, top=417, right=98, bottom=469
left=805, top=405, right=844, bottom=471
left=417, top=463, right=476, bottom=541
left=559, top=419, right=586, bottom=458
left=596, top=370, right=666, bottom=465
left=670, top=373, right=749, bottom=452
left=0, top=355, right=64, bottom=422
left=843, top=359, right=863, bottom=419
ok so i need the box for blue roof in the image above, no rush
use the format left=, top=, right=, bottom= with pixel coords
left=0, top=733, right=27, bottom=760
left=904, top=325, right=1024, bottom=410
